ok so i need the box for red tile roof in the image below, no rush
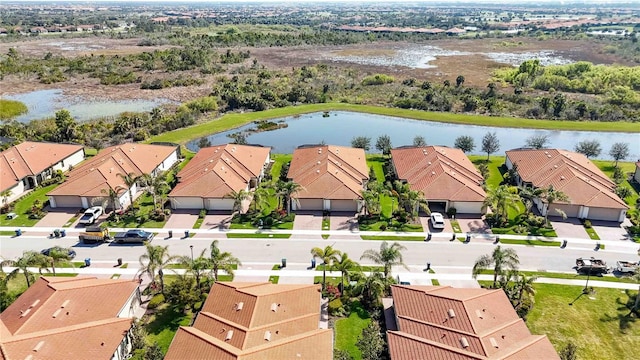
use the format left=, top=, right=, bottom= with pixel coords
left=0, top=141, right=84, bottom=192
left=287, top=145, right=369, bottom=200
left=506, top=149, right=627, bottom=209
left=48, top=143, right=177, bottom=197
left=389, top=285, right=559, bottom=360
left=170, top=144, right=270, bottom=198
left=165, top=282, right=332, bottom=360
left=391, top=146, right=486, bottom=202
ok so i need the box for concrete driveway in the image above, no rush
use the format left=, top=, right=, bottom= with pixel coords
left=420, top=216, right=451, bottom=233
left=549, top=217, right=590, bottom=239
left=591, top=219, right=631, bottom=242
left=455, top=215, right=490, bottom=234
left=164, top=210, right=199, bottom=230
left=35, top=208, right=80, bottom=228
left=201, top=211, right=233, bottom=230
left=293, top=211, right=323, bottom=231
left=330, top=212, right=358, bottom=232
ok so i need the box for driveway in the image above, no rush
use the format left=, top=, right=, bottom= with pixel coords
left=330, top=212, right=358, bottom=232
left=164, top=210, right=199, bottom=230
left=420, top=216, right=452, bottom=233
left=35, top=208, right=80, bottom=228
left=455, top=214, right=490, bottom=234
left=590, top=219, right=631, bottom=242
left=293, top=211, right=323, bottom=231
left=549, top=217, right=590, bottom=239
left=201, top=211, right=233, bottom=230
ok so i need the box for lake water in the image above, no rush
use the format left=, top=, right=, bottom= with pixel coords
left=5, top=89, right=171, bottom=122
left=186, top=111, right=640, bottom=161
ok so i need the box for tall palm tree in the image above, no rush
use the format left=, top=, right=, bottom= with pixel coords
left=177, top=250, right=210, bottom=292
left=225, top=189, right=250, bottom=215
left=405, top=189, right=430, bottom=220
left=138, top=245, right=179, bottom=295
left=207, top=240, right=241, bottom=281
left=360, top=241, right=408, bottom=278
left=511, top=272, right=538, bottom=311
left=142, top=173, right=170, bottom=210
left=472, top=245, right=520, bottom=288
left=118, top=172, right=142, bottom=211
left=101, top=185, right=126, bottom=220
left=311, top=245, right=341, bottom=290
left=0, top=251, right=50, bottom=287
left=360, top=189, right=380, bottom=216
left=541, top=185, right=571, bottom=224
left=45, top=247, right=73, bottom=277
left=483, top=185, right=521, bottom=224
left=276, top=180, right=304, bottom=214
left=251, top=186, right=271, bottom=213
left=353, top=272, right=386, bottom=310
left=518, top=186, right=545, bottom=215
left=331, top=252, right=360, bottom=295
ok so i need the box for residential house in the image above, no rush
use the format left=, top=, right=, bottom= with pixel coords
left=47, top=143, right=179, bottom=209
left=169, top=144, right=271, bottom=210
left=388, top=285, right=559, bottom=360
left=505, top=148, right=628, bottom=222
left=0, top=141, right=85, bottom=205
left=165, top=282, right=333, bottom=360
left=633, top=161, right=640, bottom=184
left=390, top=146, right=486, bottom=214
left=287, top=145, right=369, bottom=212
left=0, top=276, right=142, bottom=360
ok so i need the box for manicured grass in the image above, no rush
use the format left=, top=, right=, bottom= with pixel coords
left=379, top=195, right=394, bottom=219
left=497, top=239, right=561, bottom=247
left=361, top=235, right=425, bottom=241
left=270, top=154, right=292, bottom=179
left=585, top=226, right=601, bottom=240
left=366, top=155, right=387, bottom=182
left=0, top=99, right=28, bottom=119
left=58, top=261, right=85, bottom=268
left=322, top=216, right=330, bottom=230
left=335, top=301, right=372, bottom=360
left=315, top=264, right=383, bottom=273
left=592, top=160, right=638, bottom=207
left=104, top=193, right=168, bottom=228
left=469, top=155, right=505, bottom=190
left=428, top=268, right=441, bottom=286
left=144, top=303, right=193, bottom=354
left=358, top=217, right=423, bottom=232
left=477, top=269, right=638, bottom=284
left=62, top=213, right=80, bottom=227
left=450, top=220, right=462, bottom=233
left=148, top=103, right=640, bottom=146
left=0, top=184, right=59, bottom=227
left=225, top=233, right=291, bottom=238
left=313, top=276, right=341, bottom=286
left=527, top=283, right=640, bottom=360
left=269, top=275, right=279, bottom=283
left=272, top=264, right=281, bottom=270
left=193, top=216, right=204, bottom=229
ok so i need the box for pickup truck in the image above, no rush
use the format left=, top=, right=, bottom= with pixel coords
left=78, top=206, right=103, bottom=225
left=113, top=229, right=154, bottom=244
left=79, top=226, right=111, bottom=244
left=615, top=260, right=639, bottom=274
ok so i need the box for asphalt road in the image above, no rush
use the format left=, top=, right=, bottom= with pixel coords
left=1, top=234, right=637, bottom=273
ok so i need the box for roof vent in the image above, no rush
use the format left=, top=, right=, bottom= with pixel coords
left=30, top=299, right=40, bottom=308
left=225, top=330, right=234, bottom=341
left=427, top=162, right=431, bottom=165
left=431, top=171, right=436, bottom=175
left=33, top=340, right=45, bottom=352
left=271, top=303, right=279, bottom=312
left=209, top=159, right=213, bottom=163
left=24, top=355, right=34, bottom=360
left=544, top=151, right=548, bottom=154
left=447, top=309, right=456, bottom=318
left=61, top=300, right=70, bottom=308
left=52, top=309, right=62, bottom=318
left=221, top=166, right=225, bottom=171
left=560, top=176, right=565, bottom=180
left=490, top=337, right=499, bottom=348
left=20, top=308, right=31, bottom=318
left=317, top=169, right=320, bottom=173
left=235, top=302, right=243, bottom=311
left=460, top=337, right=469, bottom=348
left=475, top=309, right=483, bottom=319
left=317, top=161, right=321, bottom=165
left=264, top=331, right=271, bottom=341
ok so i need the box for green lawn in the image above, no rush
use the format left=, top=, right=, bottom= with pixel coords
left=0, top=184, right=59, bottom=227
left=334, top=301, right=372, bottom=360
left=592, top=160, right=639, bottom=207
left=144, top=303, right=193, bottom=354
left=585, top=227, right=601, bottom=240
left=315, top=265, right=384, bottom=273
left=104, top=193, right=168, bottom=228
left=270, top=154, right=292, bottom=179
left=148, top=103, right=640, bottom=146
left=477, top=269, right=639, bottom=284
left=497, top=239, right=562, bottom=247
left=366, top=155, right=387, bottom=182
left=361, top=235, right=425, bottom=241
left=225, top=233, right=291, bottom=238
left=527, top=283, right=640, bottom=360
left=469, top=155, right=505, bottom=190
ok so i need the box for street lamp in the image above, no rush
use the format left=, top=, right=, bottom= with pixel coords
left=190, top=245, right=194, bottom=263
left=582, top=264, right=592, bottom=295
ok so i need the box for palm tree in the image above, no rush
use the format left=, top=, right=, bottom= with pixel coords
left=511, top=272, right=538, bottom=311
left=0, top=251, right=50, bottom=287
left=331, top=252, right=360, bottom=295
left=45, top=247, right=73, bottom=276
left=360, top=241, right=408, bottom=278
left=176, top=250, right=210, bottom=293
left=353, top=272, right=386, bottom=310
left=472, top=245, right=520, bottom=288
left=276, top=180, right=304, bottom=214
left=483, top=185, right=521, bottom=224
left=405, top=189, right=430, bottom=220
left=311, top=245, right=341, bottom=290
left=518, top=186, right=545, bottom=215
left=540, top=185, right=570, bottom=224
left=251, top=186, right=271, bottom=213
left=142, top=173, right=170, bottom=210
left=360, top=189, right=380, bottom=216
left=138, top=245, right=179, bottom=295
left=225, top=189, right=250, bottom=215
left=207, top=240, right=241, bottom=281
left=101, top=185, right=125, bottom=218
left=118, top=172, right=142, bottom=211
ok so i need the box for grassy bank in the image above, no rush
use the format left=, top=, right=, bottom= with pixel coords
left=148, top=103, right=640, bottom=145
left=0, top=99, right=28, bottom=119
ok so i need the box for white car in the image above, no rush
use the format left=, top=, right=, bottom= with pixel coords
left=430, top=212, right=445, bottom=229
left=79, top=206, right=103, bottom=225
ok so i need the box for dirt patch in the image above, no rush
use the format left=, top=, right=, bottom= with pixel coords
left=0, top=37, right=175, bottom=58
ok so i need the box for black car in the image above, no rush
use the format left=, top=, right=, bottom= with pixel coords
left=41, top=247, right=77, bottom=259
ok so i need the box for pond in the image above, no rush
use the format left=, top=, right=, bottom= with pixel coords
left=5, top=89, right=172, bottom=123
left=186, top=111, right=639, bottom=161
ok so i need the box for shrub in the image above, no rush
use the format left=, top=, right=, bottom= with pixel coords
left=199, top=209, right=207, bottom=218
left=328, top=298, right=345, bottom=316
left=379, top=223, right=387, bottom=231
left=446, top=207, right=457, bottom=217
left=583, top=219, right=592, bottom=228
left=146, top=294, right=164, bottom=309
left=362, top=74, right=394, bottom=86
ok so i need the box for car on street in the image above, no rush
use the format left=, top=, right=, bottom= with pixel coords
left=430, top=212, right=445, bottom=229
left=79, top=206, right=103, bottom=225
left=113, top=229, right=154, bottom=244
left=41, top=246, right=77, bottom=259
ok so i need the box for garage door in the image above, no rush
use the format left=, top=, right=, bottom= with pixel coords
left=587, top=207, right=622, bottom=222
left=50, top=195, right=82, bottom=208
left=549, top=204, right=580, bottom=218
left=206, top=198, right=234, bottom=211
left=171, top=197, right=203, bottom=210
left=296, top=198, right=323, bottom=211
left=451, top=202, right=483, bottom=214
left=330, top=199, right=358, bottom=212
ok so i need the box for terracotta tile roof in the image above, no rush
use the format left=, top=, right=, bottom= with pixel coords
left=0, top=277, right=139, bottom=360
left=166, top=282, right=332, bottom=359
left=47, top=143, right=177, bottom=196
left=389, top=285, right=559, bottom=360
left=505, top=149, right=628, bottom=209
left=0, top=141, right=84, bottom=192
left=287, top=145, right=369, bottom=200
left=170, top=144, right=270, bottom=198
left=391, top=146, right=486, bottom=202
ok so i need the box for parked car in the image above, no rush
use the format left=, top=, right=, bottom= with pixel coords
left=113, top=229, right=154, bottom=244
left=575, top=257, right=609, bottom=275
left=41, top=246, right=77, bottom=259
left=430, top=212, right=445, bottom=229
left=78, top=206, right=103, bottom=225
